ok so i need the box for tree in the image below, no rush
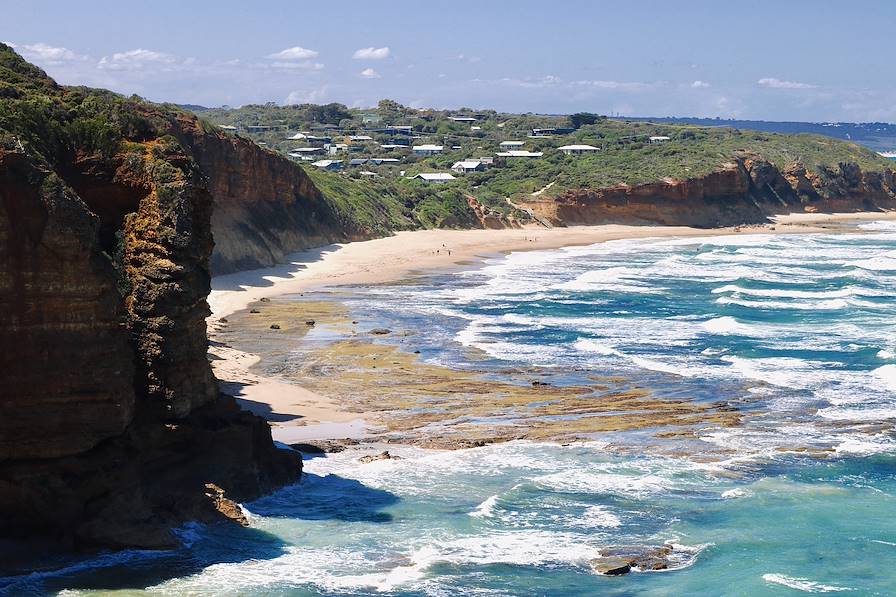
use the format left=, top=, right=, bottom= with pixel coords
left=569, top=112, right=603, bottom=129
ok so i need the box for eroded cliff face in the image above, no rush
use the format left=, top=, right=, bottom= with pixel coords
left=160, top=112, right=347, bottom=275
left=0, top=50, right=301, bottom=566
left=518, top=157, right=896, bottom=227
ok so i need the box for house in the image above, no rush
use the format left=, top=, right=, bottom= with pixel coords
left=499, top=141, right=525, bottom=150
left=496, top=150, right=543, bottom=158
left=413, top=173, right=456, bottom=183
left=452, top=160, right=486, bottom=173
left=412, top=144, right=444, bottom=156
left=478, top=156, right=495, bottom=165
left=369, top=158, right=401, bottom=165
left=348, top=158, right=369, bottom=167
left=471, top=126, right=482, bottom=131
left=284, top=132, right=307, bottom=140
left=288, top=147, right=324, bottom=158
left=349, top=135, right=373, bottom=142
left=220, top=125, right=238, bottom=132
left=327, top=143, right=348, bottom=155
left=361, top=113, right=382, bottom=124
left=649, top=136, right=671, bottom=143
left=311, top=159, right=343, bottom=171
left=448, top=116, right=477, bottom=123
left=381, top=143, right=410, bottom=150
left=559, top=144, right=600, bottom=155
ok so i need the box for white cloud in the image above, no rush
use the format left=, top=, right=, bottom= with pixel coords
left=757, top=77, right=817, bottom=90
left=18, top=43, right=87, bottom=64
left=285, top=86, right=329, bottom=105
left=267, top=46, right=319, bottom=61
left=456, top=53, right=481, bottom=63
left=353, top=46, right=390, bottom=60
left=269, top=61, right=324, bottom=70
left=98, top=49, right=179, bottom=70
left=360, top=67, right=381, bottom=79
left=571, top=79, right=654, bottom=91
left=691, top=80, right=710, bottom=88
left=3, top=41, right=16, bottom=48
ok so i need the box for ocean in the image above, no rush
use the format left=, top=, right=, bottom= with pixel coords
left=9, top=221, right=896, bottom=596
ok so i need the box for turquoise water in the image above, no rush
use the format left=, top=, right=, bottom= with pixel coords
left=8, top=222, right=896, bottom=596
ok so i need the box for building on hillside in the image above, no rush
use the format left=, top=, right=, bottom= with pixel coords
left=452, top=160, right=486, bottom=173
left=369, top=158, right=401, bottom=165
left=381, top=143, right=411, bottom=150
left=412, top=144, right=444, bottom=156
left=327, top=143, right=349, bottom=155
left=220, top=125, right=238, bottom=132
left=477, top=156, right=495, bottom=165
left=349, top=135, right=374, bottom=142
left=499, top=141, right=525, bottom=150
left=448, top=116, right=477, bottom=123
left=359, top=170, right=378, bottom=177
left=348, top=158, right=369, bottom=167
left=311, top=159, right=343, bottom=171
left=245, top=125, right=285, bottom=133
left=288, top=147, right=324, bottom=157
left=649, top=136, right=671, bottom=143
left=284, top=132, right=307, bottom=140
left=558, top=144, right=600, bottom=155
left=361, top=113, right=382, bottom=124
left=496, top=150, right=544, bottom=158
left=413, top=173, right=456, bottom=183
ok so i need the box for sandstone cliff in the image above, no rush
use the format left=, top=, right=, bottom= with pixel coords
left=0, top=45, right=300, bottom=567
left=517, top=157, right=896, bottom=227
left=160, top=113, right=349, bottom=274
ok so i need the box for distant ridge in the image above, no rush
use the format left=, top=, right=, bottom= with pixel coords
left=614, top=116, right=896, bottom=152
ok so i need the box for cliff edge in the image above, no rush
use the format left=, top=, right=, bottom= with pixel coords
left=0, top=44, right=300, bottom=566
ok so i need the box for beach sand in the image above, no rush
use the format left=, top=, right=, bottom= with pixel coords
left=207, top=212, right=895, bottom=443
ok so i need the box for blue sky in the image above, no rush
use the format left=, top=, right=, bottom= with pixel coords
left=4, top=0, right=896, bottom=121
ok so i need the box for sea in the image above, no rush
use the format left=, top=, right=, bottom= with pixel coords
left=6, top=221, right=896, bottom=596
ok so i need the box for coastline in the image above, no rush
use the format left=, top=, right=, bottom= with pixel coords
left=208, top=212, right=895, bottom=442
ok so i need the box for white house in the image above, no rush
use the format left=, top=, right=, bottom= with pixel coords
left=413, top=173, right=456, bottom=183
left=649, top=136, right=671, bottom=143
left=327, top=143, right=349, bottom=155
left=220, top=125, right=238, bottom=132
left=496, top=150, right=544, bottom=158
left=284, top=132, right=307, bottom=140
left=412, top=144, right=444, bottom=156
left=349, top=135, right=373, bottom=142
left=288, top=147, right=324, bottom=159
left=449, top=116, right=477, bottom=122
left=451, top=160, right=486, bottom=173
left=558, top=144, right=600, bottom=155
left=381, top=143, right=410, bottom=150
left=311, top=159, right=343, bottom=171
left=499, top=141, right=525, bottom=150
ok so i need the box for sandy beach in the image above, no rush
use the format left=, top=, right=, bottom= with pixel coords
left=207, top=212, right=895, bottom=442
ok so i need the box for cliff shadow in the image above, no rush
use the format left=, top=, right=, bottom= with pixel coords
left=211, top=244, right=345, bottom=293
left=221, top=381, right=304, bottom=423
left=248, top=472, right=399, bottom=523
left=2, top=524, right=291, bottom=595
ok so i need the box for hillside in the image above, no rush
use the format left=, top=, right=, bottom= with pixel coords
left=198, top=101, right=896, bottom=226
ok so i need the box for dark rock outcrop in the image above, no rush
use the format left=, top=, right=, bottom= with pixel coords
left=519, top=157, right=896, bottom=227
left=0, top=46, right=300, bottom=568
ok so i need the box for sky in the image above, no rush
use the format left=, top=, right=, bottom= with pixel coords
left=3, top=0, right=896, bottom=122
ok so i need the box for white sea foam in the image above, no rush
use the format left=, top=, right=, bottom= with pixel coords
left=578, top=505, right=622, bottom=528
left=878, top=349, right=896, bottom=360
left=712, top=284, right=887, bottom=299
left=872, top=364, right=896, bottom=392
left=469, top=494, right=500, bottom=518
left=859, top=220, right=896, bottom=232
left=762, top=573, right=852, bottom=592
left=701, top=316, right=767, bottom=337
left=721, top=488, right=753, bottom=499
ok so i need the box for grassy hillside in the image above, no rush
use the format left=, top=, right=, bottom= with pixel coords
left=199, top=101, right=895, bottom=212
